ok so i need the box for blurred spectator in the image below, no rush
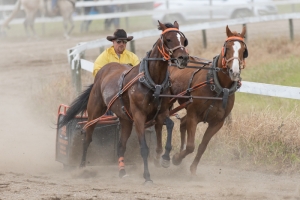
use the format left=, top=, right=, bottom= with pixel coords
left=81, top=0, right=98, bottom=33
left=104, top=0, right=121, bottom=30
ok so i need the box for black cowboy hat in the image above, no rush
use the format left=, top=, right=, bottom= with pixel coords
left=107, top=29, right=133, bottom=42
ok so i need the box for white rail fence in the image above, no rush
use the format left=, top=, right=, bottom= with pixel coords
left=78, top=59, right=300, bottom=100
left=66, top=11, right=300, bottom=100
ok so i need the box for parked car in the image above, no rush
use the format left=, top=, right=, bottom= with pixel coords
left=152, top=0, right=278, bottom=23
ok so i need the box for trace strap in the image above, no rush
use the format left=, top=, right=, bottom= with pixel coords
left=82, top=72, right=144, bottom=130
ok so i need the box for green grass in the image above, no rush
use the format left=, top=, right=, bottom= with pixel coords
left=242, top=55, right=300, bottom=86
left=235, top=55, right=300, bottom=113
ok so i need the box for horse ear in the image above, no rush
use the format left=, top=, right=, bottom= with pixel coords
left=226, top=25, right=234, bottom=37
left=158, top=20, right=167, bottom=31
left=174, top=21, right=179, bottom=29
left=240, top=25, right=246, bottom=38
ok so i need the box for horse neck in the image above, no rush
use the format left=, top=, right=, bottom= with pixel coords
left=216, top=53, right=233, bottom=88
left=147, top=46, right=169, bottom=85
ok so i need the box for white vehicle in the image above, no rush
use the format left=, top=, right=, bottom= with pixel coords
left=152, top=0, right=278, bottom=23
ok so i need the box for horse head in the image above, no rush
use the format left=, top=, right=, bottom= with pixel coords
left=221, top=25, right=248, bottom=81
left=157, top=21, right=189, bottom=69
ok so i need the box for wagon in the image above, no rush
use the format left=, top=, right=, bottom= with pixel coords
left=55, top=104, right=156, bottom=169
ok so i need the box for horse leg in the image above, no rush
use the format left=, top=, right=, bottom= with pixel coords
left=62, top=18, right=69, bottom=39
left=79, top=123, right=96, bottom=167
left=172, top=113, right=197, bottom=166
left=117, top=118, right=133, bottom=178
left=179, top=115, right=187, bottom=152
left=134, top=114, right=152, bottom=183
left=190, top=121, right=224, bottom=175
left=26, top=12, right=36, bottom=38
left=80, top=100, right=106, bottom=167
left=29, top=20, right=36, bottom=38
left=153, top=117, right=163, bottom=168
left=67, top=17, right=74, bottom=36
left=62, top=14, right=74, bottom=39
left=160, top=117, right=174, bottom=168
left=23, top=19, right=30, bottom=38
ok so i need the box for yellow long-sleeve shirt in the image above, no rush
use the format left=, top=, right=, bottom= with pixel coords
left=93, top=46, right=140, bottom=77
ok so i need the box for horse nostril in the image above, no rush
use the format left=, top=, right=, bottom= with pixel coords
left=178, top=55, right=188, bottom=61
left=229, top=69, right=233, bottom=73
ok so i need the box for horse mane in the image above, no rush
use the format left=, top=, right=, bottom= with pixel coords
left=157, top=23, right=175, bottom=30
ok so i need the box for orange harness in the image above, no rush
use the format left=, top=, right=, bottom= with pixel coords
left=82, top=72, right=144, bottom=130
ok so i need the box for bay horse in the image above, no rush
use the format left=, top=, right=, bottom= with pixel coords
left=59, top=21, right=189, bottom=184
left=168, top=25, right=247, bottom=175
left=1, top=0, right=75, bottom=38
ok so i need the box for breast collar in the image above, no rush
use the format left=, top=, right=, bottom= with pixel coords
left=207, top=55, right=241, bottom=96
left=138, top=51, right=171, bottom=93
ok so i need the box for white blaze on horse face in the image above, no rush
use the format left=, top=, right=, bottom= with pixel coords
left=176, top=33, right=183, bottom=50
left=232, top=41, right=241, bottom=74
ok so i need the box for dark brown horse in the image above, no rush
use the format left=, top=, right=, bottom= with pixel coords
left=168, top=25, right=247, bottom=175
left=59, top=21, right=189, bottom=184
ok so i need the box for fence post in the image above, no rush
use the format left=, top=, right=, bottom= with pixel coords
left=209, top=0, right=212, bottom=20
left=202, top=29, right=207, bottom=49
left=130, top=40, right=136, bottom=54
left=243, top=23, right=247, bottom=42
left=124, top=4, right=129, bottom=29
left=289, top=19, right=294, bottom=42
left=68, top=48, right=83, bottom=94
left=74, top=58, right=82, bottom=94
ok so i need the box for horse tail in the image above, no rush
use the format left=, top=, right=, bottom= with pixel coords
left=58, top=84, right=94, bottom=128
left=2, top=0, right=21, bottom=28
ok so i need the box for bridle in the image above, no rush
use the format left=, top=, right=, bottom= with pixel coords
left=221, top=36, right=248, bottom=70
left=157, top=28, right=188, bottom=61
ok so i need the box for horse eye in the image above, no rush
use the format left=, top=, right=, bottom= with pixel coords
left=166, top=39, right=171, bottom=42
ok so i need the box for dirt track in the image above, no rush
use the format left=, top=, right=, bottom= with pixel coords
left=1, top=24, right=300, bottom=199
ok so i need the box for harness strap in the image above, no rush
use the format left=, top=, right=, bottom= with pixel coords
left=82, top=72, right=144, bottom=130
left=118, top=71, right=133, bottom=121
left=186, top=69, right=201, bottom=95
left=203, top=90, right=222, bottom=123
left=169, top=80, right=211, bottom=103
left=169, top=98, right=193, bottom=116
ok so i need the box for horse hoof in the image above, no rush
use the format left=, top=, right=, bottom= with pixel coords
left=121, top=174, right=129, bottom=178
left=143, top=180, right=153, bottom=186
left=172, top=154, right=182, bottom=166
left=119, top=169, right=126, bottom=178
left=153, top=157, right=161, bottom=168
left=190, top=165, right=197, bottom=175
left=79, top=162, right=86, bottom=168
left=160, top=157, right=170, bottom=168
left=64, top=34, right=70, bottom=40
